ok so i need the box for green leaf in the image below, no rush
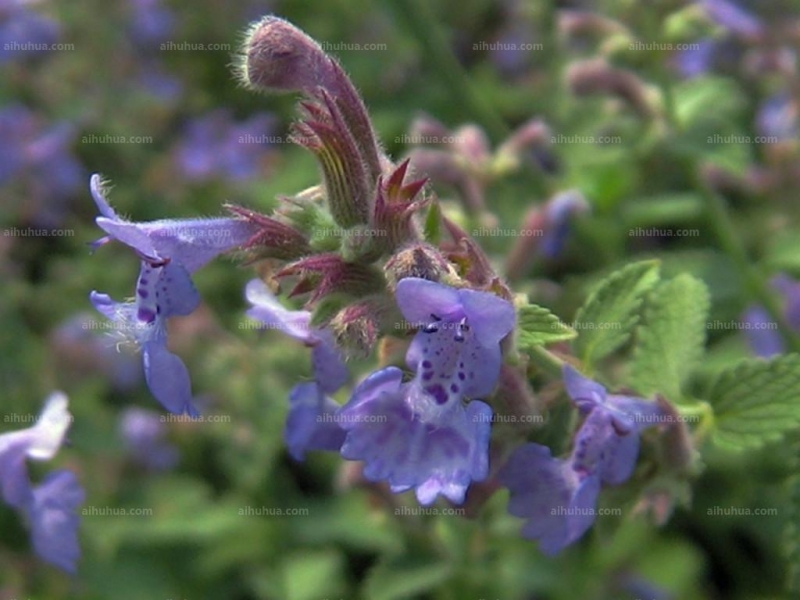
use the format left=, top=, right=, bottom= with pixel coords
left=573, top=260, right=660, bottom=366
left=710, top=355, right=800, bottom=450
left=517, top=303, right=577, bottom=349
left=629, top=274, right=710, bottom=399
left=363, top=557, right=453, bottom=600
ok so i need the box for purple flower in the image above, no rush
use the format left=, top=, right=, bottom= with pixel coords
left=0, top=3, right=60, bottom=64
left=244, top=278, right=348, bottom=393
left=497, top=444, right=600, bottom=555
left=284, top=382, right=347, bottom=461
left=89, top=175, right=258, bottom=415
left=0, top=392, right=84, bottom=573
left=563, top=365, right=663, bottom=484
left=119, top=407, right=179, bottom=470
left=499, top=367, right=665, bottom=554
left=337, top=367, right=493, bottom=505
left=335, top=278, right=513, bottom=505
left=397, top=277, right=516, bottom=403
left=174, top=109, right=276, bottom=182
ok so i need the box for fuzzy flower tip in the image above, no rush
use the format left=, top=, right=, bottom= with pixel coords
left=88, top=175, right=259, bottom=416
left=0, top=393, right=84, bottom=573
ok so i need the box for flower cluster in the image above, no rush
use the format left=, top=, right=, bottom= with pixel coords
left=46, top=14, right=691, bottom=575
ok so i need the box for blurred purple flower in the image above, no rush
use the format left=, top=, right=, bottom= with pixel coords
left=89, top=175, right=259, bottom=415
left=175, top=109, right=276, bottom=182
left=0, top=392, right=83, bottom=573
left=0, top=2, right=60, bottom=64
left=674, top=38, right=717, bottom=78
left=540, top=190, right=590, bottom=259
left=0, top=105, right=83, bottom=225
left=741, top=305, right=784, bottom=357
left=757, top=93, right=798, bottom=142
left=127, top=0, right=175, bottom=48
left=701, top=0, right=762, bottom=38
left=137, top=61, right=183, bottom=101
left=742, top=274, right=800, bottom=358
left=119, top=407, right=179, bottom=470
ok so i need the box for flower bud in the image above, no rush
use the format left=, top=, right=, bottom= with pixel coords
left=566, top=58, right=659, bottom=119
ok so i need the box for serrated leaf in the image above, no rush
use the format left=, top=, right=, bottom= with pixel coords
left=710, top=355, right=800, bottom=450
left=517, top=303, right=577, bottom=349
left=363, top=557, right=453, bottom=600
left=629, top=274, right=710, bottom=400
left=574, top=260, right=660, bottom=366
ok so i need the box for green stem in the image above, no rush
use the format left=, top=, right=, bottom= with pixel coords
left=698, top=180, right=800, bottom=352
left=392, top=0, right=509, bottom=141
left=526, top=344, right=566, bottom=379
